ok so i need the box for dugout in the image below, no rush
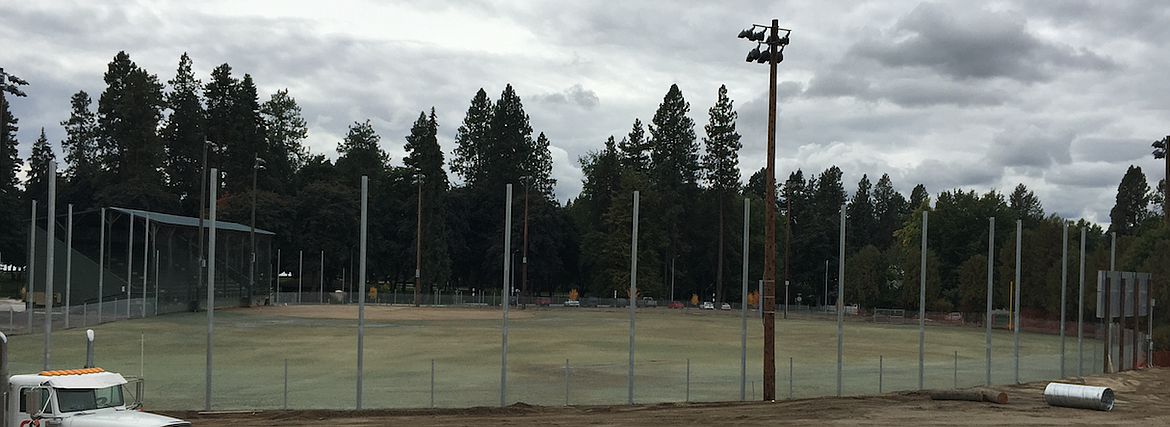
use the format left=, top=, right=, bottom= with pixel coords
left=25, top=206, right=273, bottom=315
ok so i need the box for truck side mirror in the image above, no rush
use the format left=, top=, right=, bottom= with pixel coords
left=24, top=389, right=42, bottom=418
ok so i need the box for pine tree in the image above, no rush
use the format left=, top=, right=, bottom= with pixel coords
left=702, top=85, right=742, bottom=193
left=204, top=63, right=237, bottom=174
left=702, top=84, right=742, bottom=303
left=647, top=84, right=700, bottom=295
left=261, top=88, right=309, bottom=193
left=847, top=174, right=876, bottom=252
left=1008, top=183, right=1044, bottom=228
left=204, top=65, right=268, bottom=194
left=1, top=68, right=28, bottom=196
left=487, top=84, right=537, bottom=192
left=782, top=169, right=815, bottom=289
left=1108, top=165, right=1151, bottom=235
left=649, top=84, right=699, bottom=189
left=0, top=69, right=27, bottom=267
left=97, top=51, right=166, bottom=185
left=162, top=53, right=206, bottom=215
left=451, top=89, right=493, bottom=187
left=225, top=74, right=267, bottom=193
left=909, top=184, right=929, bottom=209
left=405, top=108, right=452, bottom=290
left=335, top=120, right=386, bottom=183
left=577, top=136, right=622, bottom=225
left=95, top=51, right=172, bottom=211
left=618, top=118, right=651, bottom=173
left=25, top=128, right=55, bottom=203
left=60, top=91, right=100, bottom=183
left=873, top=173, right=908, bottom=250
left=809, top=166, right=847, bottom=293
left=575, top=137, right=623, bottom=292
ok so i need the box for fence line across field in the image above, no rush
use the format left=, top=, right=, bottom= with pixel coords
left=0, top=297, right=1132, bottom=410
left=9, top=185, right=1154, bottom=411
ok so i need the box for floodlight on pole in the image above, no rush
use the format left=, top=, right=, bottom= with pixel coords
left=1154, top=136, right=1167, bottom=225
left=738, top=18, right=791, bottom=402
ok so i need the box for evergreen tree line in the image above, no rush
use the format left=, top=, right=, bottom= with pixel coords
left=1, top=53, right=1167, bottom=327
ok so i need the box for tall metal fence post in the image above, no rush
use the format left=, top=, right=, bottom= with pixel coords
left=1077, top=227, right=1086, bottom=377
left=98, top=207, right=105, bottom=324
left=918, top=210, right=927, bottom=390
left=628, top=191, right=639, bottom=405
left=283, top=359, right=288, bottom=410
left=500, top=184, right=512, bottom=407
left=953, top=351, right=958, bottom=389
left=66, top=204, right=73, bottom=330
left=740, top=198, right=749, bottom=402
left=142, top=213, right=149, bottom=319
left=205, top=167, right=218, bottom=412
left=836, top=204, right=845, bottom=397
left=27, top=199, right=35, bottom=334
left=45, top=163, right=56, bottom=370
left=789, top=357, right=794, bottom=399
left=879, top=355, right=883, bottom=393
left=986, top=217, right=994, bottom=386
left=686, top=358, right=690, bottom=402
left=127, top=211, right=133, bottom=320
left=356, top=176, right=368, bottom=410
left=1060, top=222, right=1068, bottom=378
left=1014, top=220, right=1021, bottom=383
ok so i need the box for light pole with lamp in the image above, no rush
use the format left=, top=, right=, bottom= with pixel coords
left=738, top=19, right=790, bottom=402
left=250, top=154, right=266, bottom=303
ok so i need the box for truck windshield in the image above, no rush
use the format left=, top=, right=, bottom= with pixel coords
left=56, top=386, right=125, bottom=412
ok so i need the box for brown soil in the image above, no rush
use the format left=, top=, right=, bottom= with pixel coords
left=168, top=367, right=1170, bottom=426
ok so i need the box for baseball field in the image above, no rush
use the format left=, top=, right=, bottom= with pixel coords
left=2, top=304, right=1100, bottom=412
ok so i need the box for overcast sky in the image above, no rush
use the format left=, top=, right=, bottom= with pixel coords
left=3, top=0, right=1167, bottom=226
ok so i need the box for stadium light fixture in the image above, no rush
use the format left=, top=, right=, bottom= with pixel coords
left=738, top=19, right=791, bottom=402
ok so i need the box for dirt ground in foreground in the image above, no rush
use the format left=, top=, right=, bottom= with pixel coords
left=167, top=366, right=1169, bottom=426
left=223, top=304, right=536, bottom=321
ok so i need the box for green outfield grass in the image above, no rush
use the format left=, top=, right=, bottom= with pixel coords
left=1, top=307, right=1098, bottom=410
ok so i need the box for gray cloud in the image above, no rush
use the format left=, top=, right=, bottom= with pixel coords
left=530, top=84, right=600, bottom=110
left=989, top=123, right=1075, bottom=168
left=1072, top=137, right=1155, bottom=164
left=851, top=3, right=1116, bottom=83
left=904, top=158, right=1003, bottom=190
left=1045, top=161, right=1128, bottom=189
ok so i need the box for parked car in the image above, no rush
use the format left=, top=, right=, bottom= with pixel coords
left=564, top=300, right=580, bottom=307
left=584, top=297, right=599, bottom=307
left=720, top=303, right=732, bottom=310
left=638, top=297, right=658, bottom=308
left=536, top=297, right=552, bottom=307
left=667, top=301, right=684, bottom=309
left=700, top=301, right=715, bottom=310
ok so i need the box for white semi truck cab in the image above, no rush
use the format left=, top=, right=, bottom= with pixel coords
left=1, top=331, right=189, bottom=427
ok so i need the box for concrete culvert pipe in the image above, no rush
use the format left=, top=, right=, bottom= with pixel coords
left=1043, top=382, right=1114, bottom=411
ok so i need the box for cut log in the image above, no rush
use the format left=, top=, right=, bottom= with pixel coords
left=929, top=389, right=1008, bottom=404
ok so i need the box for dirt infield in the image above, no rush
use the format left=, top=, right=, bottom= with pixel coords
left=224, top=304, right=536, bottom=321
left=170, top=367, right=1170, bottom=426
